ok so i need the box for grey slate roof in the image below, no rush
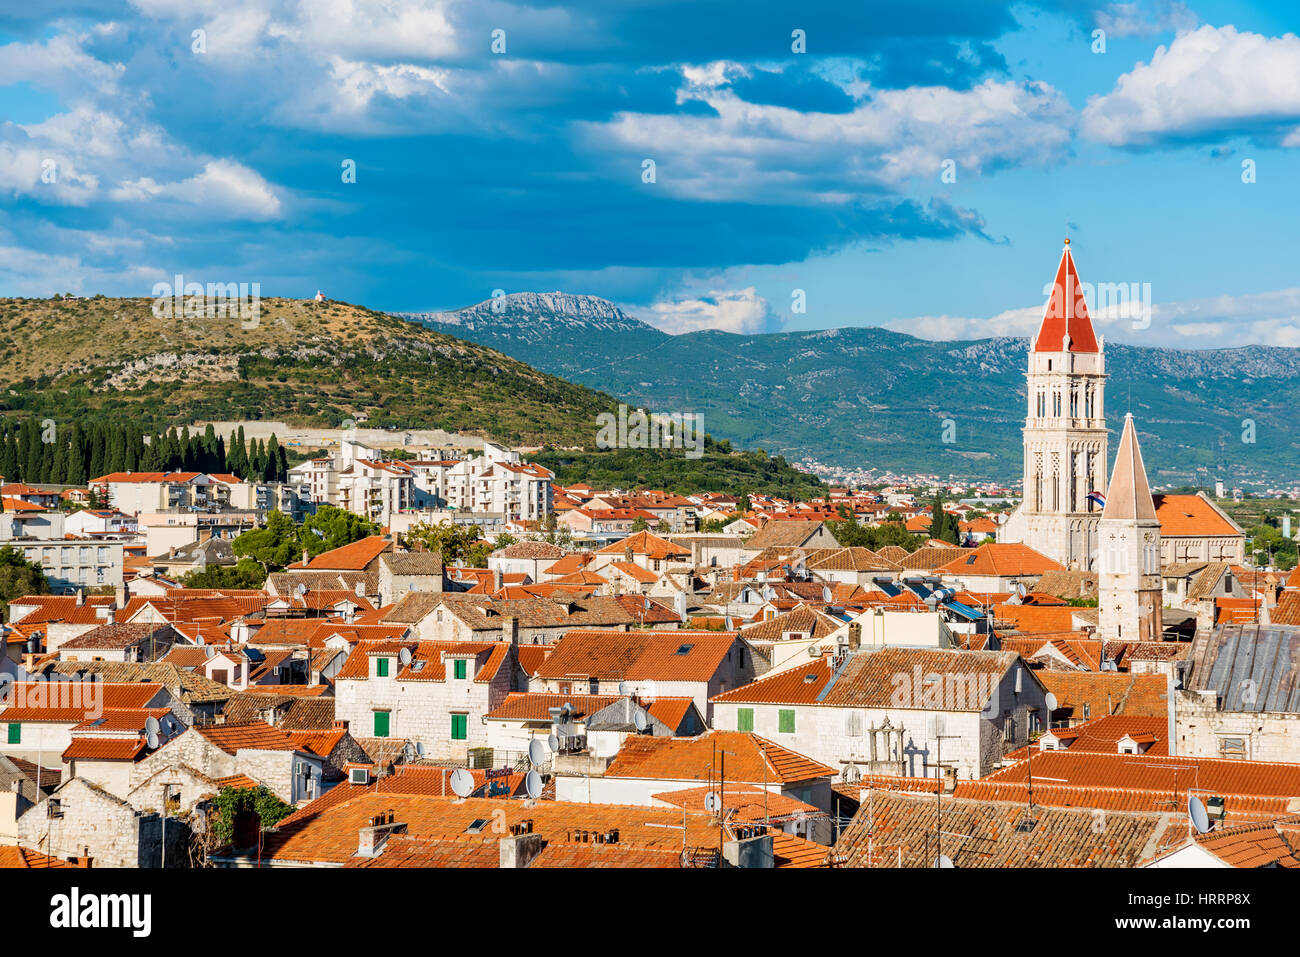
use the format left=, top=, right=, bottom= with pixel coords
left=1183, top=623, right=1300, bottom=713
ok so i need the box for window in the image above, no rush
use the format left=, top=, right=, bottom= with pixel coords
left=376, top=657, right=389, bottom=677
left=451, top=713, right=468, bottom=741
left=6, top=723, right=19, bottom=745
left=778, top=709, right=795, bottom=734
left=1219, top=736, right=1246, bottom=759
left=453, top=659, right=467, bottom=680
left=373, top=710, right=390, bottom=737
left=588, top=678, right=598, bottom=694
left=737, top=708, right=754, bottom=732
left=1082, top=702, right=1091, bottom=720
left=845, top=711, right=863, bottom=737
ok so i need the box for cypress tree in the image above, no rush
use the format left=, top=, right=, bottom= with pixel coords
left=265, top=434, right=280, bottom=481
left=87, top=423, right=105, bottom=479
left=65, top=424, right=86, bottom=486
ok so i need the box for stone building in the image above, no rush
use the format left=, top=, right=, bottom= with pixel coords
left=1096, top=414, right=1163, bottom=642
left=998, top=241, right=1108, bottom=570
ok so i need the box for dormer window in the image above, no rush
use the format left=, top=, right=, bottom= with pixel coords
left=376, top=657, right=390, bottom=677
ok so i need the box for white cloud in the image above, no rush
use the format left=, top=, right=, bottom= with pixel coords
left=1095, top=1, right=1197, bottom=39
left=585, top=74, right=1073, bottom=202
left=645, top=287, right=769, bottom=334
left=1082, top=25, right=1300, bottom=147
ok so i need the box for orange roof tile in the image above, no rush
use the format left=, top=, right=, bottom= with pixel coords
left=605, top=731, right=834, bottom=784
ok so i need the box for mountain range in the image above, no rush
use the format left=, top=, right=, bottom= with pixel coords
left=405, top=293, right=1300, bottom=487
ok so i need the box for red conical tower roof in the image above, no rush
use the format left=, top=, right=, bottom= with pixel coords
left=1033, top=240, right=1099, bottom=353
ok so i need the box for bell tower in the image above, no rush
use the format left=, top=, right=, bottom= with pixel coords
left=999, top=240, right=1108, bottom=569
left=1097, top=413, right=1163, bottom=641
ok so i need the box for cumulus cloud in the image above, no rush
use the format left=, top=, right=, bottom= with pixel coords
left=1082, top=25, right=1300, bottom=147
left=586, top=73, right=1074, bottom=202
left=645, top=287, right=770, bottom=334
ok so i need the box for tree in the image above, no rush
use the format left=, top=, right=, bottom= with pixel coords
left=630, top=516, right=649, bottom=532
left=929, top=497, right=960, bottom=545
left=181, top=559, right=269, bottom=589
left=406, top=520, right=490, bottom=566
left=0, top=546, right=50, bottom=619
left=232, top=511, right=301, bottom=572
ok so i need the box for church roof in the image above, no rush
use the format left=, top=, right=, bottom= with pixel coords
left=1033, top=241, right=1100, bottom=353
left=1102, top=414, right=1157, bottom=522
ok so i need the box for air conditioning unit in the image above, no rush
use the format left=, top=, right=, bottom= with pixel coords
left=349, top=767, right=371, bottom=786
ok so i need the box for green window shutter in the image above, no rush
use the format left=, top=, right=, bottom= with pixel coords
left=778, top=709, right=795, bottom=734
left=451, top=714, right=468, bottom=740
left=737, top=708, right=754, bottom=732
left=6, top=723, right=19, bottom=745
left=373, top=711, right=390, bottom=737
left=377, top=658, right=389, bottom=677
left=454, top=659, right=467, bottom=680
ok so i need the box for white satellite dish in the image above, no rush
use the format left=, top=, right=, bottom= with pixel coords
left=547, top=733, right=560, bottom=753
left=1188, top=795, right=1212, bottom=834
left=415, top=742, right=425, bottom=758
left=1044, top=692, right=1059, bottom=712
left=195, top=634, right=204, bottom=646
left=633, top=709, right=648, bottom=733
left=617, top=680, right=630, bottom=696
left=822, top=585, right=832, bottom=602
left=703, top=791, right=721, bottom=813
left=934, top=855, right=954, bottom=869
left=399, top=647, right=412, bottom=666
left=296, top=582, right=308, bottom=596
left=146, top=729, right=159, bottom=749
left=528, top=738, right=546, bottom=766
left=524, top=770, right=543, bottom=800
left=145, top=715, right=160, bottom=735
left=449, top=767, right=474, bottom=799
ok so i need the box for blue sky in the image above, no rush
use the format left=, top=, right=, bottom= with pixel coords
left=2, top=0, right=1300, bottom=348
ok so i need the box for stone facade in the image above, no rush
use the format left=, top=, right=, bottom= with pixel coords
left=1175, top=690, right=1300, bottom=763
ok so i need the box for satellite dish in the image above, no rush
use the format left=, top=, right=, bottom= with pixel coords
left=296, top=582, right=308, bottom=596
left=1044, top=692, right=1059, bottom=712
left=415, top=742, right=425, bottom=758
left=617, top=680, right=629, bottom=696
left=633, top=709, right=648, bottom=732
left=524, top=770, right=543, bottom=800
left=146, top=729, right=159, bottom=749
left=145, top=715, right=160, bottom=735
left=703, top=791, right=721, bottom=813
left=934, top=855, right=954, bottom=869
left=528, top=738, right=546, bottom=766
left=399, top=647, right=412, bottom=666
left=1188, top=795, right=1212, bottom=834
left=449, top=767, right=474, bottom=799
left=195, top=634, right=204, bottom=646
left=402, top=741, right=416, bottom=761
left=547, top=733, right=560, bottom=753
left=822, top=585, right=832, bottom=602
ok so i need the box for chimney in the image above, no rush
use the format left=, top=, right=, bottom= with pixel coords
left=848, top=620, right=862, bottom=651
left=1196, top=597, right=1215, bottom=637
left=198, top=526, right=212, bottom=542
left=114, top=581, right=128, bottom=607
left=492, top=568, right=502, bottom=593
left=503, top=615, right=519, bottom=644
left=691, top=539, right=702, bottom=567
left=499, top=832, right=545, bottom=869
left=356, top=818, right=407, bottom=858
left=75, top=589, right=85, bottom=608
left=674, top=590, right=687, bottom=622
left=303, top=549, right=310, bottom=567
left=333, top=719, right=349, bottom=732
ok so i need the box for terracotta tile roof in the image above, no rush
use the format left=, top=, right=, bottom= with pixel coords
left=742, top=521, right=830, bottom=551
left=485, top=692, right=622, bottom=722
left=772, top=831, right=832, bottom=868
left=62, top=737, right=148, bottom=762
left=543, top=553, right=593, bottom=577
left=0, top=846, right=77, bottom=868
left=804, top=547, right=900, bottom=572
left=496, top=541, right=567, bottom=560
left=194, top=722, right=306, bottom=755
left=712, top=656, right=834, bottom=705
left=1190, top=822, right=1300, bottom=867
left=651, top=785, right=821, bottom=823
left=517, top=645, right=550, bottom=677
left=833, top=790, right=1180, bottom=868
left=983, top=750, right=1300, bottom=799
left=334, top=639, right=510, bottom=684
left=992, top=604, right=1082, bottom=635
left=739, top=605, right=841, bottom=642
left=897, top=546, right=966, bottom=571
left=294, top=536, right=391, bottom=571
left=951, top=779, right=1298, bottom=821
left=527, top=842, right=684, bottom=868
left=1007, top=715, right=1169, bottom=760
left=285, top=729, right=348, bottom=757
left=213, top=774, right=261, bottom=790
left=1036, top=671, right=1168, bottom=720
left=605, top=730, right=835, bottom=784
left=1152, top=493, right=1242, bottom=538
left=58, top=622, right=175, bottom=650
left=934, top=543, right=1065, bottom=578
left=536, top=630, right=737, bottom=683
left=262, top=792, right=724, bottom=865
left=594, top=531, right=690, bottom=560
left=716, top=646, right=1020, bottom=711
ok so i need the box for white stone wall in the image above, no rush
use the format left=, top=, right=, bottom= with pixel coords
left=1175, top=691, right=1300, bottom=763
